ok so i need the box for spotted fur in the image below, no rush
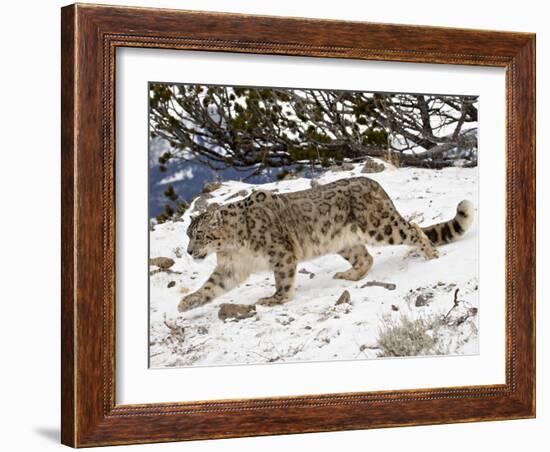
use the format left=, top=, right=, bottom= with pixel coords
left=178, top=177, right=474, bottom=312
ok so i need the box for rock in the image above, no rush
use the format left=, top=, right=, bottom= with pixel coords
left=415, top=292, right=434, bottom=307
left=298, top=268, right=310, bottom=274
left=226, top=189, right=249, bottom=200
left=335, top=290, right=351, bottom=305
left=281, top=171, right=299, bottom=180
left=149, top=257, right=175, bottom=269
left=361, top=280, right=396, bottom=290
left=391, top=304, right=399, bottom=311
left=415, top=295, right=428, bottom=307
left=218, top=303, right=256, bottom=322
left=202, top=181, right=222, bottom=193
left=197, top=326, right=209, bottom=335
left=167, top=281, right=176, bottom=288
left=361, top=159, right=385, bottom=173
left=276, top=316, right=295, bottom=326
left=298, top=268, right=315, bottom=279
left=329, top=162, right=354, bottom=172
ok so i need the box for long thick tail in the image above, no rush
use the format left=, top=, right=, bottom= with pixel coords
left=422, top=200, right=474, bottom=246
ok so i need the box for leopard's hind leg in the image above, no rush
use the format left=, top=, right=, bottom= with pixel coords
left=381, top=219, right=439, bottom=260
left=334, top=245, right=374, bottom=281
left=351, top=178, right=438, bottom=260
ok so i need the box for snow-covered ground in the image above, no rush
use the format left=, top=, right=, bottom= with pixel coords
left=149, top=161, right=479, bottom=368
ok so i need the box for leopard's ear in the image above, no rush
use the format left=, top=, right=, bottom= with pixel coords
left=209, top=209, right=223, bottom=228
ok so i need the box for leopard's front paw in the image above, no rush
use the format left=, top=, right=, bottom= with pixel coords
left=178, top=292, right=207, bottom=312
left=256, top=294, right=288, bottom=307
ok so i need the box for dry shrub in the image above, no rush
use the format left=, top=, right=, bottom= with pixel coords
left=377, top=314, right=446, bottom=357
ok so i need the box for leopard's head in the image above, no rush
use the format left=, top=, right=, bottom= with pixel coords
left=186, top=206, right=228, bottom=260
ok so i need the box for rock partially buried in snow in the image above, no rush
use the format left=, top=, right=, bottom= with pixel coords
left=218, top=303, right=257, bottom=322
left=361, top=159, right=385, bottom=173
left=202, top=181, right=222, bottom=193
left=149, top=257, right=175, bottom=270
left=298, top=268, right=316, bottom=279
left=197, top=326, right=209, bottom=335
left=329, top=162, right=354, bottom=172
left=415, top=292, right=434, bottom=307
left=276, top=315, right=295, bottom=326
left=280, top=171, right=299, bottom=181
left=226, top=189, right=249, bottom=200
left=335, top=290, right=351, bottom=305
left=361, top=280, right=396, bottom=290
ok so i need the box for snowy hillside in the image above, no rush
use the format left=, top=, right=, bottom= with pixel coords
left=149, top=161, right=479, bottom=368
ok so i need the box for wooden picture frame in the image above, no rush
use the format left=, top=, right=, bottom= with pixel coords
left=61, top=3, right=536, bottom=447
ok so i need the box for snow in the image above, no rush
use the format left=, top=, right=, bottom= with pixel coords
left=149, top=161, right=479, bottom=368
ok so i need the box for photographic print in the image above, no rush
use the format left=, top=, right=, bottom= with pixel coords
left=61, top=6, right=536, bottom=444
left=148, top=83, right=479, bottom=368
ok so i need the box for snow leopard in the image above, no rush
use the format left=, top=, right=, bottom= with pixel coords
left=178, top=177, right=474, bottom=312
